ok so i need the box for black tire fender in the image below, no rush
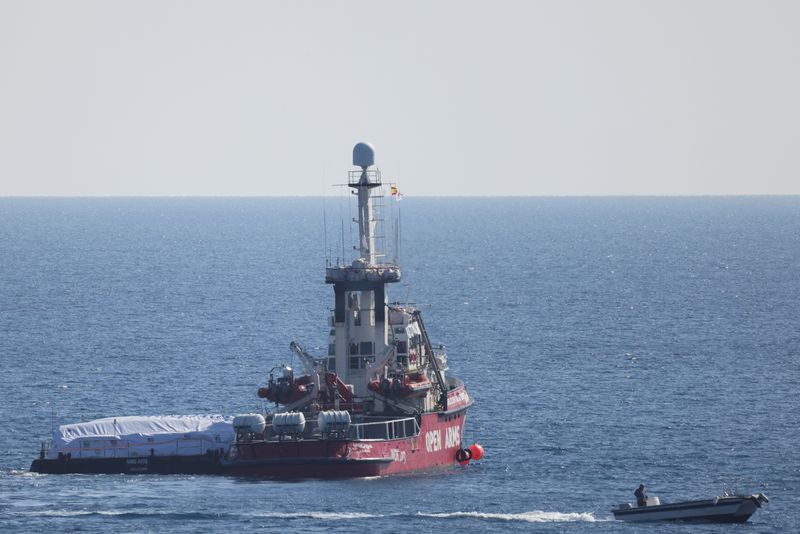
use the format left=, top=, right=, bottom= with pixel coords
left=455, top=448, right=472, bottom=462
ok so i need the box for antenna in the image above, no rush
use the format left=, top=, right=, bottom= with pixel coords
left=340, top=219, right=346, bottom=266
left=348, top=184, right=353, bottom=259
left=397, top=199, right=402, bottom=265
left=322, top=168, right=328, bottom=267
left=393, top=216, right=398, bottom=265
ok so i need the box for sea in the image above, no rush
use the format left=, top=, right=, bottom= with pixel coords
left=0, top=197, right=798, bottom=533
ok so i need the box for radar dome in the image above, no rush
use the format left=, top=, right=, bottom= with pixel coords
left=352, top=142, right=375, bottom=168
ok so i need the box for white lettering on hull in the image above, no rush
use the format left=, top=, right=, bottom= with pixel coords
left=425, top=425, right=461, bottom=452
left=445, top=425, right=460, bottom=449
left=425, top=430, right=441, bottom=452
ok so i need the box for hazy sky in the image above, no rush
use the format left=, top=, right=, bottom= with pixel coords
left=1, top=1, right=798, bottom=196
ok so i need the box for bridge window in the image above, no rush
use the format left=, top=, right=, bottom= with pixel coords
left=360, top=341, right=374, bottom=356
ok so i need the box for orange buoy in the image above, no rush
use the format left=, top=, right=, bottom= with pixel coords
left=469, top=443, right=484, bottom=461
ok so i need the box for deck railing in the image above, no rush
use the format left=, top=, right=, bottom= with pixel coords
left=263, top=415, right=420, bottom=442
left=349, top=417, right=420, bottom=441
left=48, top=437, right=226, bottom=459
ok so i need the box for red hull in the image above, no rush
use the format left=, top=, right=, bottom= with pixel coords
left=226, top=399, right=469, bottom=477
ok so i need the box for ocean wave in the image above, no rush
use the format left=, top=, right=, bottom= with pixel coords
left=416, top=510, right=600, bottom=522
left=7, top=469, right=44, bottom=477
left=19, top=510, right=224, bottom=520
left=18, top=510, right=381, bottom=521
left=252, top=511, right=378, bottom=520
left=15, top=509, right=600, bottom=523
left=22, top=510, right=117, bottom=517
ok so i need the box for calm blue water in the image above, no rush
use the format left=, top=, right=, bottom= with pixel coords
left=1, top=197, right=798, bottom=532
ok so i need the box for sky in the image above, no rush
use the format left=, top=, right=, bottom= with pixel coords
left=1, top=0, right=798, bottom=196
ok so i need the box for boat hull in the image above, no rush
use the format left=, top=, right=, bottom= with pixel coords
left=30, top=454, right=224, bottom=475
left=612, top=495, right=767, bottom=523
left=225, top=409, right=468, bottom=478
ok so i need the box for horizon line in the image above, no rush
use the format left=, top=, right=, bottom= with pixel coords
left=2, top=194, right=800, bottom=199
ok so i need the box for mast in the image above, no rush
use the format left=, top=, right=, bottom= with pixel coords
left=325, top=143, right=400, bottom=396
left=354, top=143, right=378, bottom=264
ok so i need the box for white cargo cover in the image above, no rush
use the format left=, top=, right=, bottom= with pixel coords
left=48, top=415, right=235, bottom=459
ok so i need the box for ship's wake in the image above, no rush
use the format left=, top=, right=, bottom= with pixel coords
left=415, top=510, right=600, bottom=522
left=257, top=510, right=600, bottom=522
left=15, top=509, right=602, bottom=523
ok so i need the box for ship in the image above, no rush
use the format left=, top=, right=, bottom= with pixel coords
left=225, top=142, right=476, bottom=477
left=30, top=142, right=479, bottom=477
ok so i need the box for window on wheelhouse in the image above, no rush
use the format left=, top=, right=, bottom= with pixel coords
left=349, top=355, right=374, bottom=370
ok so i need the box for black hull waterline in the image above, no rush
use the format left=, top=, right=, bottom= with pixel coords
left=612, top=494, right=769, bottom=523
left=30, top=455, right=224, bottom=475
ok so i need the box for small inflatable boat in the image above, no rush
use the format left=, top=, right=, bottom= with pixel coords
left=612, top=492, right=769, bottom=523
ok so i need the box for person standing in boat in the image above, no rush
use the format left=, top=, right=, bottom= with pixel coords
left=635, top=484, right=647, bottom=507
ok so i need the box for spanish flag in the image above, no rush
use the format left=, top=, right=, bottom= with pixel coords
left=390, top=185, right=403, bottom=201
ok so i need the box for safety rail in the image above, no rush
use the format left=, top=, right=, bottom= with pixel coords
left=349, top=416, right=420, bottom=441
left=261, top=415, right=420, bottom=442
left=47, top=437, right=227, bottom=459
left=348, top=168, right=382, bottom=187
